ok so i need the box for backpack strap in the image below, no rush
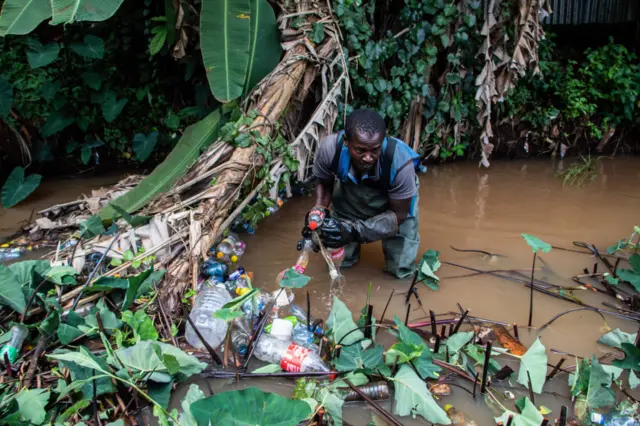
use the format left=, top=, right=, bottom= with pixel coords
left=330, top=131, right=344, bottom=178
left=380, top=137, right=397, bottom=196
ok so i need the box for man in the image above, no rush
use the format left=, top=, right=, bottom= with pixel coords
left=303, top=109, right=421, bottom=279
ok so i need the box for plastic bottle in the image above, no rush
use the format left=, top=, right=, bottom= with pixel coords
left=203, top=259, right=228, bottom=278
left=289, top=304, right=323, bottom=334
left=215, top=233, right=240, bottom=263
left=232, top=241, right=246, bottom=260
left=253, top=334, right=330, bottom=373
left=444, top=405, right=477, bottom=426
left=229, top=317, right=251, bottom=356
left=345, top=382, right=390, bottom=402
left=185, top=284, right=233, bottom=349
left=292, top=323, right=316, bottom=349
left=591, top=413, right=637, bottom=425
left=0, top=325, right=28, bottom=365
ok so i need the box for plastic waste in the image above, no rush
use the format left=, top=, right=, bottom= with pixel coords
left=292, top=323, right=316, bottom=349
left=0, top=251, right=22, bottom=262
left=307, top=207, right=326, bottom=231
left=270, top=318, right=294, bottom=340
left=419, top=164, right=428, bottom=174
left=289, top=304, right=323, bottom=334
left=203, top=259, right=228, bottom=278
left=444, top=405, right=477, bottom=426
left=0, top=325, right=28, bottom=365
left=591, top=413, right=638, bottom=426
left=345, top=382, right=390, bottom=402
left=184, top=284, right=233, bottom=349
left=276, top=239, right=314, bottom=287
left=229, top=317, right=251, bottom=356
left=232, top=241, right=246, bottom=259
left=215, top=233, right=243, bottom=264
left=253, top=334, right=329, bottom=373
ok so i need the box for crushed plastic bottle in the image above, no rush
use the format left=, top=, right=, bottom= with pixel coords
left=184, top=284, right=233, bottom=349
left=292, top=323, right=316, bottom=349
left=215, top=233, right=242, bottom=264
left=203, top=259, right=228, bottom=278
left=254, top=334, right=330, bottom=373
left=345, top=382, right=390, bottom=402
left=591, top=413, right=638, bottom=426
left=289, top=304, right=323, bottom=334
left=444, top=404, right=478, bottom=426
left=0, top=325, right=28, bottom=365
left=229, top=317, right=251, bottom=356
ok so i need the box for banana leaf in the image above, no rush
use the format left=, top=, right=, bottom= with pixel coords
left=50, top=0, right=125, bottom=25
left=201, top=0, right=251, bottom=102
left=99, top=109, right=224, bottom=219
left=0, top=0, right=52, bottom=36
left=243, top=0, right=281, bottom=94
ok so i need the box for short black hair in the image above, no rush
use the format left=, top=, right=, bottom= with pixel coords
left=345, top=109, right=386, bottom=141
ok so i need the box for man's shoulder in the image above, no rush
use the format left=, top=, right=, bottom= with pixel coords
left=315, top=133, right=340, bottom=164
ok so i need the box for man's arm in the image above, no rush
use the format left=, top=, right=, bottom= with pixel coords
left=389, top=197, right=412, bottom=223
left=315, top=179, right=334, bottom=209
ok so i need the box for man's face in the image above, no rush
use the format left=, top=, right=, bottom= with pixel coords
left=346, top=131, right=384, bottom=173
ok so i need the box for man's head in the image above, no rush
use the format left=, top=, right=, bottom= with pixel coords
left=344, top=109, right=386, bottom=173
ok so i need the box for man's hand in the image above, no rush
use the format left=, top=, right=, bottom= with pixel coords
left=318, top=217, right=357, bottom=248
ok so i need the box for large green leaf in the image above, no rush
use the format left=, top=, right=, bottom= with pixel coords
left=114, top=340, right=206, bottom=381
left=178, top=384, right=206, bottom=426
left=617, top=254, right=640, bottom=292
left=334, top=344, right=383, bottom=372
left=0, top=0, right=52, bottom=36
left=50, top=0, right=124, bottom=25
left=2, top=167, right=42, bottom=208
left=44, top=265, right=77, bottom=285
left=279, top=267, right=312, bottom=288
left=612, top=343, right=640, bottom=372
left=26, top=39, right=60, bottom=68
left=516, top=338, right=548, bottom=394
left=41, top=112, right=74, bottom=137
left=15, top=388, right=50, bottom=425
left=521, top=234, right=552, bottom=253
left=98, top=110, right=223, bottom=219
left=417, top=249, right=441, bottom=290
left=57, top=323, right=84, bottom=344
left=121, top=310, right=159, bottom=342
left=392, top=365, right=450, bottom=424
left=70, top=35, right=105, bottom=59
left=133, top=131, right=158, bottom=162
left=190, top=387, right=312, bottom=426
left=0, top=77, right=12, bottom=118
left=201, top=0, right=251, bottom=102
left=326, top=296, right=364, bottom=346
left=8, top=260, right=50, bottom=287
left=50, top=346, right=115, bottom=398
left=495, top=397, right=543, bottom=426
left=101, top=92, right=128, bottom=122
left=598, top=328, right=637, bottom=349
left=243, top=0, right=280, bottom=94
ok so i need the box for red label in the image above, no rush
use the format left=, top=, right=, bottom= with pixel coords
left=280, top=343, right=310, bottom=372
left=330, top=247, right=344, bottom=260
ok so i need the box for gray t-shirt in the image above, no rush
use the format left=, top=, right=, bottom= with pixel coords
left=312, top=134, right=417, bottom=200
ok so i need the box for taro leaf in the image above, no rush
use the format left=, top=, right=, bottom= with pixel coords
left=57, top=323, right=83, bottom=344
left=81, top=71, right=103, bottom=90
left=279, top=267, right=312, bottom=288
left=252, top=364, right=282, bottom=373
left=1, top=167, right=42, bottom=208
left=81, top=301, right=122, bottom=335
left=612, top=343, right=640, bottom=372
left=15, top=388, right=50, bottom=424
left=521, top=234, right=552, bottom=254
left=617, top=256, right=640, bottom=292
left=0, top=264, right=27, bottom=313
left=9, top=260, right=50, bottom=288
left=40, top=80, right=62, bottom=102
left=394, top=315, right=424, bottom=348
left=517, top=338, right=547, bottom=394
left=107, top=202, right=152, bottom=227
left=133, top=131, right=158, bottom=162
left=315, top=387, right=344, bottom=426
left=165, top=113, right=180, bottom=130
left=495, top=397, right=543, bottom=426
left=79, top=214, right=105, bottom=238
left=115, top=340, right=206, bottom=381
left=413, top=348, right=440, bottom=379
left=601, top=364, right=623, bottom=381
left=39, top=310, right=60, bottom=337
left=446, top=331, right=474, bottom=362
left=105, top=421, right=125, bottom=426
left=598, top=328, right=637, bottom=349
left=84, top=276, right=128, bottom=292
left=148, top=379, right=173, bottom=409
left=392, top=365, right=450, bottom=424
left=330, top=372, right=369, bottom=390
left=222, top=287, right=258, bottom=310
left=326, top=296, right=365, bottom=346
left=121, top=310, right=159, bottom=341
left=630, top=370, right=639, bottom=389
left=0, top=77, right=12, bottom=118
left=311, top=22, right=325, bottom=43
left=178, top=384, right=206, bottom=426
left=49, top=346, right=115, bottom=398
left=41, top=111, right=74, bottom=137
left=70, top=35, right=105, bottom=59
left=417, top=249, right=440, bottom=290
left=334, top=344, right=383, bottom=372
left=212, top=307, right=245, bottom=321
left=102, top=92, right=128, bottom=123
left=190, top=387, right=312, bottom=426
left=581, top=357, right=617, bottom=409
left=385, top=341, right=423, bottom=365
left=44, top=265, right=77, bottom=285
left=26, top=39, right=60, bottom=68
left=122, top=268, right=154, bottom=310
left=465, top=344, right=501, bottom=373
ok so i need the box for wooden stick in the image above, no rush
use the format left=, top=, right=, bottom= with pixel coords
left=546, top=358, right=566, bottom=380
left=527, top=370, right=535, bottom=404
left=405, top=303, right=411, bottom=326
left=559, top=406, right=567, bottom=426
left=513, top=323, right=520, bottom=341
left=528, top=253, right=537, bottom=327
left=452, top=309, right=469, bottom=334
left=430, top=310, right=437, bottom=336
left=480, top=341, right=492, bottom=394
left=380, top=289, right=394, bottom=323
left=344, top=379, right=403, bottom=426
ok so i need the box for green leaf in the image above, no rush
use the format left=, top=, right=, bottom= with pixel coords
left=0, top=77, right=13, bottom=118
left=190, top=387, right=312, bottom=426
left=165, top=113, right=180, bottom=130
left=464, top=13, right=476, bottom=26
left=50, top=347, right=115, bottom=398
left=178, top=384, right=206, bottom=426
left=417, top=249, right=440, bottom=290
left=0, top=264, right=27, bottom=313
left=392, top=365, right=450, bottom=424
left=149, top=25, right=168, bottom=56
left=57, top=323, right=84, bottom=344
left=115, top=340, right=206, bottom=380
left=108, top=202, right=152, bottom=227
left=40, top=79, right=61, bottom=102
left=84, top=276, right=128, bottom=292
left=102, top=92, right=128, bottom=123
left=617, top=256, right=640, bottom=292
left=98, top=110, right=224, bottom=220
left=445, top=73, right=461, bottom=85
left=311, top=22, right=325, bottom=43
left=201, top=0, right=251, bottom=102
left=50, top=0, right=124, bottom=25
left=122, top=310, right=159, bottom=341
left=446, top=331, right=474, bottom=358
left=465, top=344, right=501, bottom=373
left=521, top=234, right=552, bottom=253
left=386, top=341, right=423, bottom=365
left=49, top=348, right=105, bottom=372
left=212, top=307, right=245, bottom=321
left=81, top=71, right=103, bottom=90
left=630, top=370, right=639, bottom=389
left=334, top=344, right=383, bottom=372
left=279, top=267, right=312, bottom=288
left=243, top=0, right=280, bottom=94
left=123, top=269, right=160, bottom=310
left=41, top=112, right=74, bottom=137
left=1, top=167, right=41, bottom=209
left=326, top=296, right=365, bottom=346
left=44, top=265, right=77, bottom=285
left=495, top=397, right=543, bottom=426
left=0, top=0, right=52, bottom=36
left=148, top=379, right=173, bottom=409
left=413, top=349, right=441, bottom=379
left=133, top=132, right=159, bottom=162
left=252, top=364, right=282, bottom=373
left=15, top=388, right=50, bottom=424
left=80, top=214, right=105, bottom=238
left=26, top=39, right=60, bottom=68
left=58, top=400, right=90, bottom=422
left=70, top=35, right=105, bottom=59
left=315, top=387, right=344, bottom=426
left=394, top=315, right=425, bottom=348
left=598, top=328, right=637, bottom=349
left=612, top=343, right=640, bottom=372
left=440, top=34, right=449, bottom=48
left=9, top=260, right=50, bottom=288
left=517, top=338, right=548, bottom=394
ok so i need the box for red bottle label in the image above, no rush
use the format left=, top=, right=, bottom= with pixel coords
left=280, top=343, right=311, bottom=372
left=308, top=208, right=326, bottom=230
left=330, top=247, right=344, bottom=260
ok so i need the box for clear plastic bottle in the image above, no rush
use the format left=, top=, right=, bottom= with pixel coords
left=233, top=241, right=246, bottom=259
left=185, top=284, right=233, bottom=349
left=444, top=405, right=477, bottom=426
left=0, top=325, right=28, bottom=364
left=276, top=239, right=314, bottom=287
left=591, top=413, right=637, bottom=426
left=292, top=323, right=317, bottom=349
left=229, top=317, right=251, bottom=356
left=253, top=334, right=329, bottom=372
left=289, top=304, right=323, bottom=334
left=216, top=233, right=240, bottom=263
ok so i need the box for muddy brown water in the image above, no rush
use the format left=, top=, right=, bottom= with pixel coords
left=2, top=159, right=640, bottom=424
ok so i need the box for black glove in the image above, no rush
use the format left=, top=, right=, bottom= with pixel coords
left=318, top=211, right=398, bottom=247
left=317, top=217, right=357, bottom=248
